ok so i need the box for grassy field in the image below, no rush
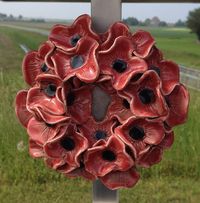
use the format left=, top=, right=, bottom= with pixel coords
left=0, top=26, right=200, bottom=203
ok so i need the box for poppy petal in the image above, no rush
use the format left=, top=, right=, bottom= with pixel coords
left=159, top=60, right=180, bottom=95
left=29, top=139, right=44, bottom=158
left=45, top=158, right=76, bottom=173
left=15, top=90, right=33, bottom=128
left=159, top=131, right=174, bottom=149
left=137, top=146, right=163, bottom=168
left=100, top=167, right=140, bottom=190
left=165, top=84, right=189, bottom=127
left=22, top=51, right=42, bottom=86
left=100, top=22, right=131, bottom=51
left=27, top=87, right=65, bottom=115
left=27, top=117, right=66, bottom=145
left=132, top=30, right=155, bottom=58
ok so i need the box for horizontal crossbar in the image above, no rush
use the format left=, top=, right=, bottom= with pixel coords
left=2, top=0, right=200, bottom=2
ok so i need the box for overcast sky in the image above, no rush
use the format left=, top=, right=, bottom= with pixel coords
left=0, top=2, right=200, bottom=23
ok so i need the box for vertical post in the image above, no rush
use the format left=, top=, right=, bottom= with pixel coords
left=91, top=0, right=122, bottom=33
left=91, top=1, right=121, bottom=203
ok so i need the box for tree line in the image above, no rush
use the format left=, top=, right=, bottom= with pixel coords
left=122, top=16, right=186, bottom=27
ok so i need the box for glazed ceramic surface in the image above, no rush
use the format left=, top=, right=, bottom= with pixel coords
left=15, top=14, right=189, bottom=190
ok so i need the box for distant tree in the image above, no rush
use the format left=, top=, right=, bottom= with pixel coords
left=0, top=13, right=7, bottom=19
left=123, top=17, right=139, bottom=26
left=9, top=14, right=14, bottom=20
left=187, top=8, right=200, bottom=41
left=175, top=19, right=186, bottom=27
left=151, top=16, right=160, bottom=26
left=18, top=15, right=23, bottom=20
left=159, top=21, right=167, bottom=27
left=144, top=18, right=151, bottom=26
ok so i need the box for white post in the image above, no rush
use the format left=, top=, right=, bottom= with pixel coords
left=91, top=1, right=121, bottom=203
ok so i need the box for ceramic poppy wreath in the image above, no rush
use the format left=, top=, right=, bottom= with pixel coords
left=15, top=14, right=189, bottom=190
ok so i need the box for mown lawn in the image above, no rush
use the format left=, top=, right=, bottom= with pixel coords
left=0, top=27, right=200, bottom=203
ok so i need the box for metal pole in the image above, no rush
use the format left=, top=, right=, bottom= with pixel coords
left=91, top=0, right=121, bottom=202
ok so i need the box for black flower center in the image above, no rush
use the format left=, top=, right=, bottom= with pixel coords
left=46, top=123, right=55, bottom=127
left=112, top=59, right=127, bottom=73
left=102, top=150, right=116, bottom=162
left=41, top=63, right=49, bottom=72
left=139, top=88, right=155, bottom=104
left=70, top=34, right=81, bottom=47
left=131, top=73, right=143, bottom=82
left=79, top=161, right=85, bottom=169
left=44, top=84, right=57, bottom=97
left=123, top=99, right=130, bottom=109
left=129, top=126, right=145, bottom=140
left=67, top=92, right=75, bottom=106
left=165, top=96, right=171, bottom=107
left=70, top=55, right=84, bottom=69
left=94, top=130, right=107, bottom=140
left=60, top=137, right=75, bottom=151
left=150, top=65, right=160, bottom=76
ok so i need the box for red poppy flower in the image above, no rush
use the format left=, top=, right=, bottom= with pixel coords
left=120, top=70, right=169, bottom=118
left=100, top=22, right=131, bottom=51
left=15, top=90, right=33, bottom=128
left=44, top=124, right=88, bottom=173
left=62, top=84, right=93, bottom=124
left=84, top=135, right=134, bottom=177
left=146, top=46, right=180, bottom=95
left=51, top=37, right=99, bottom=83
left=22, top=41, right=55, bottom=86
left=65, top=161, right=96, bottom=180
left=159, top=131, right=174, bottom=150
left=115, top=117, right=165, bottom=156
left=135, top=128, right=174, bottom=167
left=49, top=14, right=100, bottom=52
left=98, top=36, right=148, bottom=90
left=146, top=46, right=163, bottom=66
left=137, top=146, right=163, bottom=168
left=165, top=84, right=189, bottom=127
left=27, top=117, right=68, bottom=158
left=108, top=93, right=134, bottom=124
left=150, top=61, right=180, bottom=95
left=45, top=157, right=77, bottom=174
left=132, top=30, right=155, bottom=58
left=100, top=167, right=140, bottom=190
left=78, top=117, right=117, bottom=147
left=27, top=75, right=68, bottom=124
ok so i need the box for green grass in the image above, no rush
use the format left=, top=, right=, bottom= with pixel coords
left=0, top=27, right=200, bottom=202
